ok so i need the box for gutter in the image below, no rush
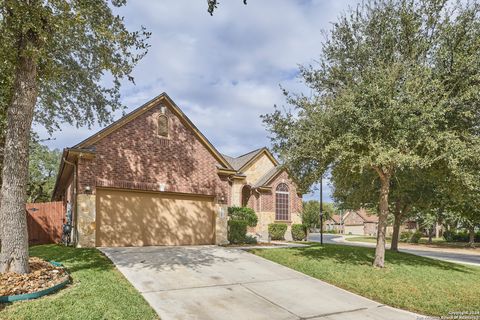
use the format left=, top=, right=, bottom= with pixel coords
left=63, top=156, right=78, bottom=247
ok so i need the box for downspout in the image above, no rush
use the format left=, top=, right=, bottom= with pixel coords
left=63, top=157, right=77, bottom=246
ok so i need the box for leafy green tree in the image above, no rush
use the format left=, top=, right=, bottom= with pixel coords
left=0, top=0, right=150, bottom=274
left=27, top=141, right=61, bottom=203
left=263, top=0, right=480, bottom=267
left=301, top=200, right=335, bottom=230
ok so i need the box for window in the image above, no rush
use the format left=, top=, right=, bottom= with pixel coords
left=242, top=185, right=251, bottom=207
left=275, top=183, right=289, bottom=221
left=158, top=114, right=168, bottom=137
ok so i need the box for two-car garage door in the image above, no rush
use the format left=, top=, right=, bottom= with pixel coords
left=96, top=188, right=215, bottom=247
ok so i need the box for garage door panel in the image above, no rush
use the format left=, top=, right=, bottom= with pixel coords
left=344, top=225, right=364, bottom=235
left=96, top=189, right=215, bottom=247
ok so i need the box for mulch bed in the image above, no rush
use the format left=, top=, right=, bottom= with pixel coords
left=0, top=257, right=69, bottom=297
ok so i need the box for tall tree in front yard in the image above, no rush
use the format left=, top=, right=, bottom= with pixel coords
left=263, top=0, right=480, bottom=267
left=0, top=0, right=150, bottom=274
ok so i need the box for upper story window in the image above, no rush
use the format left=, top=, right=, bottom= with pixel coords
left=275, top=183, right=289, bottom=221
left=158, top=114, right=168, bottom=137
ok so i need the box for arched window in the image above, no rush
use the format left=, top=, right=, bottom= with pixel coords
left=275, top=183, right=289, bottom=221
left=158, top=114, right=168, bottom=137
left=241, top=185, right=251, bottom=207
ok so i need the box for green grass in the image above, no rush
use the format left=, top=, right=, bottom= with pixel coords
left=0, top=245, right=158, bottom=320
left=345, top=236, right=475, bottom=248
left=251, top=243, right=480, bottom=317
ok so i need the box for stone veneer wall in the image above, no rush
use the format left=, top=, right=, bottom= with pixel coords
left=76, top=194, right=96, bottom=247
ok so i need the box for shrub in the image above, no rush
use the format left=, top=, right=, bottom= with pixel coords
left=409, top=231, right=422, bottom=243
left=399, top=231, right=413, bottom=242
left=228, top=220, right=248, bottom=244
left=291, top=224, right=306, bottom=241
left=325, top=229, right=338, bottom=234
left=228, top=207, right=258, bottom=227
left=244, top=235, right=258, bottom=244
left=268, top=223, right=288, bottom=240
left=443, top=230, right=454, bottom=242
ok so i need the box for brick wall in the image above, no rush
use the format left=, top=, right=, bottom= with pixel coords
left=343, top=211, right=364, bottom=225
left=260, top=170, right=302, bottom=218
left=77, top=103, right=229, bottom=201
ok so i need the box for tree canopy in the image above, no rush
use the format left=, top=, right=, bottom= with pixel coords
left=263, top=0, right=480, bottom=267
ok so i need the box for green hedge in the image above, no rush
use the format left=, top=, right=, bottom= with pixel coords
left=443, top=230, right=480, bottom=242
left=409, top=231, right=423, bottom=243
left=291, top=224, right=306, bottom=241
left=228, top=220, right=248, bottom=244
left=268, top=223, right=288, bottom=240
left=228, top=207, right=258, bottom=227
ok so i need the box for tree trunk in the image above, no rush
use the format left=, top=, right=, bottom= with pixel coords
left=468, top=226, right=476, bottom=248
left=373, top=169, right=390, bottom=268
left=428, top=227, right=434, bottom=244
left=0, top=46, right=38, bottom=273
left=391, top=214, right=401, bottom=252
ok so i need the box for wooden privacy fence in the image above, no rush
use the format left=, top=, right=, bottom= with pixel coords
left=26, top=201, right=65, bottom=245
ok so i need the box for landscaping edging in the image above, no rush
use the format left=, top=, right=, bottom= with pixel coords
left=0, top=261, right=70, bottom=303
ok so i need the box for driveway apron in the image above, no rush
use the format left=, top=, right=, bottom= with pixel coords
left=101, top=246, right=419, bottom=320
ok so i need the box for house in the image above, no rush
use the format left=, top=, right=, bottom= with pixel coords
left=325, top=214, right=343, bottom=233
left=342, top=209, right=378, bottom=236
left=52, top=93, right=302, bottom=247
left=324, top=209, right=379, bottom=236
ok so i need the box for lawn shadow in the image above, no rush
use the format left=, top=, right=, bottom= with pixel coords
left=286, top=244, right=475, bottom=274
left=29, top=244, right=115, bottom=274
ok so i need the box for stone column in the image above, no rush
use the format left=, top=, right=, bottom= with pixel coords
left=76, top=194, right=96, bottom=247
left=215, top=204, right=229, bottom=245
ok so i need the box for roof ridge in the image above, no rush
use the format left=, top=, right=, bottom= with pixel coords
left=235, top=147, right=264, bottom=159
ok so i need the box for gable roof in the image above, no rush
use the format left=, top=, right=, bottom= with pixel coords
left=73, top=92, right=232, bottom=170
left=222, top=147, right=279, bottom=172
left=343, top=209, right=379, bottom=223
left=253, top=166, right=284, bottom=188
left=327, top=214, right=342, bottom=224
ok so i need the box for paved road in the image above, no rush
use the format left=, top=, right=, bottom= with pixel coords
left=308, top=233, right=480, bottom=266
left=101, top=246, right=419, bottom=320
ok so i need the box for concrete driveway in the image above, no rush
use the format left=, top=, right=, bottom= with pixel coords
left=101, top=246, right=418, bottom=320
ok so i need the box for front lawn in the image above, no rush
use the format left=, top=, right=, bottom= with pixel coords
left=251, top=243, right=480, bottom=317
left=0, top=245, right=158, bottom=320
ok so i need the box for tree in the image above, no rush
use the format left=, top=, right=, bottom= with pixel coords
left=263, top=0, right=480, bottom=267
left=27, top=141, right=61, bottom=203
left=301, top=200, right=335, bottom=230
left=207, top=0, right=247, bottom=15
left=0, top=0, right=150, bottom=274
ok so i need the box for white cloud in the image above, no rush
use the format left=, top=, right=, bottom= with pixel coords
left=36, top=0, right=361, bottom=202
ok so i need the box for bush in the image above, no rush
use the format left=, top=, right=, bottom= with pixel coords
left=325, top=229, right=338, bottom=234
left=291, top=224, right=306, bottom=241
left=409, top=231, right=422, bottom=243
left=228, top=207, right=258, bottom=227
left=399, top=231, right=413, bottom=242
left=443, top=230, right=454, bottom=242
left=228, top=220, right=248, bottom=244
left=268, top=223, right=288, bottom=240
left=244, top=235, right=258, bottom=244
left=443, top=230, right=480, bottom=242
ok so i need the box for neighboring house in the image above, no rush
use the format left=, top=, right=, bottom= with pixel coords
left=343, top=209, right=378, bottom=236
left=325, top=214, right=343, bottom=233
left=52, top=93, right=302, bottom=247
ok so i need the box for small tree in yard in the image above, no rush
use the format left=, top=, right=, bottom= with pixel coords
left=0, top=0, right=150, bottom=274
left=263, top=0, right=480, bottom=267
left=301, top=200, right=335, bottom=231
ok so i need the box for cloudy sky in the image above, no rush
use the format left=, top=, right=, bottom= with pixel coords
left=37, top=0, right=360, bottom=202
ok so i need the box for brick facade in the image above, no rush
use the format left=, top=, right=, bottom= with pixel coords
left=76, top=104, right=229, bottom=200
left=260, top=170, right=303, bottom=217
